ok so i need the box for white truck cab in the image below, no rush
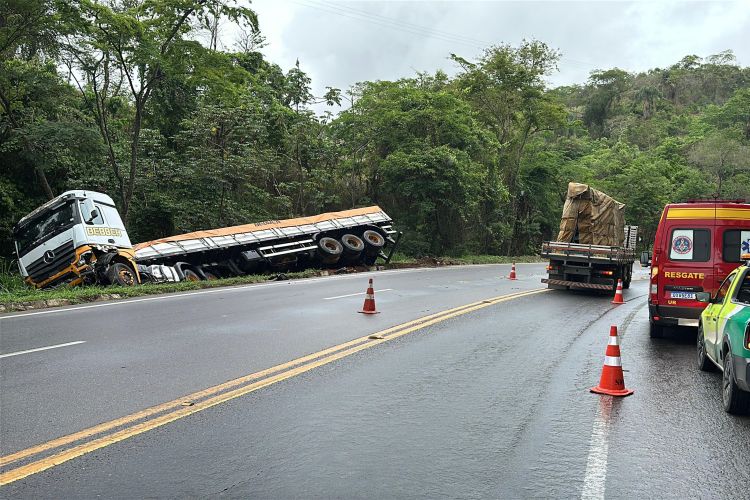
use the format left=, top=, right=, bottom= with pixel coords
left=13, top=190, right=139, bottom=288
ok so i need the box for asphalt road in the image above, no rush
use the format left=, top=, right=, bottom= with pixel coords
left=1, top=263, right=749, bottom=498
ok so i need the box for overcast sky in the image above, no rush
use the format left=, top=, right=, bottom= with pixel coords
left=229, top=1, right=750, bottom=114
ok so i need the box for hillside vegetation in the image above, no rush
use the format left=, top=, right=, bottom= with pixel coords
left=2, top=1, right=749, bottom=264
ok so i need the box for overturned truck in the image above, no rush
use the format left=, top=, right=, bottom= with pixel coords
left=541, top=182, right=637, bottom=292
left=13, top=190, right=401, bottom=289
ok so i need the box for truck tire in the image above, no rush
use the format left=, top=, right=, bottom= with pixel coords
left=183, top=268, right=202, bottom=282
left=362, top=230, right=386, bottom=265
left=341, top=234, right=365, bottom=254
left=317, top=237, right=343, bottom=265
left=722, top=349, right=750, bottom=414
left=623, top=265, right=632, bottom=289
left=106, top=262, right=137, bottom=286
left=696, top=325, right=714, bottom=372
left=362, top=230, right=385, bottom=252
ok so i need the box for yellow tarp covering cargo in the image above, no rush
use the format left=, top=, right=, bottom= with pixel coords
left=556, top=183, right=625, bottom=246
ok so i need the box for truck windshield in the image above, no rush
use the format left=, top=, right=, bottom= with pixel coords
left=14, top=201, right=79, bottom=257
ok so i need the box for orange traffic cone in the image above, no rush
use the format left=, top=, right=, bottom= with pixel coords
left=611, top=279, right=625, bottom=304
left=590, top=325, right=633, bottom=397
left=508, top=263, right=517, bottom=280
left=359, top=278, right=379, bottom=315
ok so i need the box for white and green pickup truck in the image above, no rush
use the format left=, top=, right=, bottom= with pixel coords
left=696, top=259, right=750, bottom=414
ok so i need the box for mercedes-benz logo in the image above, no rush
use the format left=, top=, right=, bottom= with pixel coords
left=43, top=250, right=55, bottom=263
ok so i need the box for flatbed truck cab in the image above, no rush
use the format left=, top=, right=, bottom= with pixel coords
left=13, top=190, right=139, bottom=288
left=648, top=200, right=750, bottom=337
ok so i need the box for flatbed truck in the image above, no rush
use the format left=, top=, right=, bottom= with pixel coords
left=12, top=190, right=401, bottom=288
left=541, top=237, right=637, bottom=292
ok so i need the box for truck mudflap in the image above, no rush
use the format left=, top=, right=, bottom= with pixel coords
left=541, top=278, right=612, bottom=290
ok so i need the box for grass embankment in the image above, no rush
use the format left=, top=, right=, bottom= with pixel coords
left=0, top=255, right=541, bottom=312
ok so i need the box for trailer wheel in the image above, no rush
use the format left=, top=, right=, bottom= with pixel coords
left=340, top=234, right=365, bottom=263
left=362, top=230, right=385, bottom=251
left=203, top=271, right=219, bottom=280
left=317, top=237, right=343, bottom=265
left=183, top=269, right=202, bottom=282
left=106, top=262, right=137, bottom=286
left=341, top=234, right=365, bottom=253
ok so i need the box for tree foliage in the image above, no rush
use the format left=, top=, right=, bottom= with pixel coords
left=1, top=5, right=749, bottom=260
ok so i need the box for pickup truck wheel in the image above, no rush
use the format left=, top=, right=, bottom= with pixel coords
left=649, top=321, right=664, bottom=339
left=106, top=263, right=137, bottom=286
left=696, top=325, right=714, bottom=372
left=722, top=350, right=750, bottom=414
left=183, top=269, right=202, bottom=282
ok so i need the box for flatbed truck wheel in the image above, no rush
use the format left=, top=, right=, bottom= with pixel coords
left=183, top=269, right=201, bottom=282
left=317, top=237, right=343, bottom=265
left=623, top=265, right=632, bottom=289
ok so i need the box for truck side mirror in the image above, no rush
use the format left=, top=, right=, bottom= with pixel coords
left=639, top=251, right=651, bottom=267
left=695, top=292, right=711, bottom=303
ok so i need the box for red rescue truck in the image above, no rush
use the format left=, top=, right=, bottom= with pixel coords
left=647, top=200, right=750, bottom=338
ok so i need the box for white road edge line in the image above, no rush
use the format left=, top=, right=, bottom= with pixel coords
left=580, top=396, right=613, bottom=500
left=1, top=263, right=539, bottom=320
left=323, top=289, right=393, bottom=300
left=0, top=341, right=87, bottom=359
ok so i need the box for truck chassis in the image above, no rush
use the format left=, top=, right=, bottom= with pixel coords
left=541, top=241, right=636, bottom=292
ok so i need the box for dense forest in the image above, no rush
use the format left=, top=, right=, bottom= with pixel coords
left=2, top=0, right=749, bottom=261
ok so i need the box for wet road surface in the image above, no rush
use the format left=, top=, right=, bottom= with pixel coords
left=2, top=265, right=749, bottom=498
left=0, top=264, right=543, bottom=453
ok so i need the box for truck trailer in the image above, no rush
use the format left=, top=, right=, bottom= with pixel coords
left=541, top=183, right=637, bottom=292
left=12, top=190, right=400, bottom=289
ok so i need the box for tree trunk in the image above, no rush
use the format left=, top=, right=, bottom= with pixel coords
left=122, top=99, right=144, bottom=222
left=35, top=166, right=55, bottom=200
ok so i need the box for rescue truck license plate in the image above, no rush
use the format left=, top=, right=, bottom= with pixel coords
left=670, top=291, right=696, bottom=299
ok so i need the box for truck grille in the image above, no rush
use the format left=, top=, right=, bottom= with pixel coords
left=25, top=240, right=77, bottom=283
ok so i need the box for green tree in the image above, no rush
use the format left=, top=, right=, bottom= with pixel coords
left=63, top=0, right=257, bottom=222
left=450, top=40, right=566, bottom=254
left=688, top=132, right=749, bottom=198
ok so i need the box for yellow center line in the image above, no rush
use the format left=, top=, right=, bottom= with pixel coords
left=0, top=288, right=534, bottom=468
left=0, top=287, right=546, bottom=486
